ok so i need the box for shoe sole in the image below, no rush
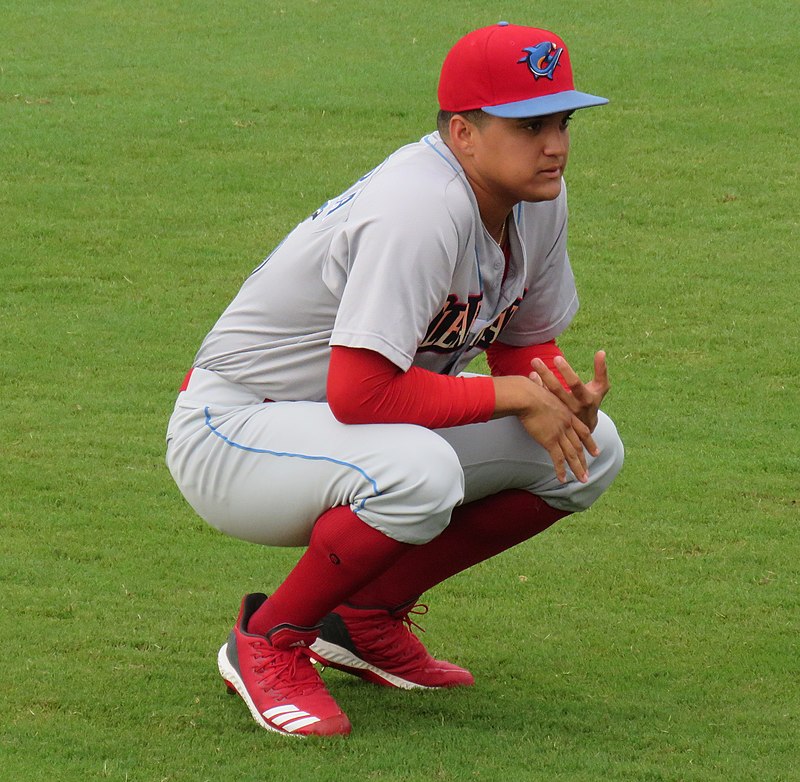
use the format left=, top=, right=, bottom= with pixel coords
left=217, top=643, right=338, bottom=737
left=309, top=638, right=437, bottom=690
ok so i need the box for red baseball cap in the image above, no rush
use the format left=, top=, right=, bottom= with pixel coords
left=438, top=22, right=608, bottom=118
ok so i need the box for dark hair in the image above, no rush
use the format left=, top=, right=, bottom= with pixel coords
left=436, top=109, right=488, bottom=136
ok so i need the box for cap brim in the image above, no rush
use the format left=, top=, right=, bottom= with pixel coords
left=482, top=90, right=608, bottom=118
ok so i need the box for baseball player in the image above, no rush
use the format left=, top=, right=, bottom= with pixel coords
left=166, top=21, right=624, bottom=737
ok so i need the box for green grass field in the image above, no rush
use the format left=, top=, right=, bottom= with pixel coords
left=2, top=1, right=798, bottom=780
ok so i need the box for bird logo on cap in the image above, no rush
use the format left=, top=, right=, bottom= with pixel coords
left=518, top=42, right=563, bottom=80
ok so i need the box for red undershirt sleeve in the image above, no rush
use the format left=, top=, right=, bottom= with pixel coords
left=485, top=339, right=570, bottom=391
left=327, top=346, right=496, bottom=428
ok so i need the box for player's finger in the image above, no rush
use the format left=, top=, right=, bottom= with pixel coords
left=553, top=355, right=594, bottom=401
left=552, top=354, right=582, bottom=386
left=527, top=371, right=544, bottom=386
left=565, top=425, right=589, bottom=476
left=581, top=431, right=599, bottom=458
left=573, top=415, right=600, bottom=457
left=547, top=445, right=567, bottom=484
left=531, top=358, right=577, bottom=404
left=592, top=350, right=609, bottom=390
left=567, top=429, right=589, bottom=480
left=559, top=433, right=588, bottom=483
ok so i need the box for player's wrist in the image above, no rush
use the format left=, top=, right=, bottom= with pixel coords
left=491, top=375, right=543, bottom=418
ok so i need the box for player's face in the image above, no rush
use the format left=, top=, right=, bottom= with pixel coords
left=465, top=111, right=572, bottom=206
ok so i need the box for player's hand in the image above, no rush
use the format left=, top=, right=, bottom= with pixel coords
left=530, top=350, right=610, bottom=433
left=492, top=375, right=598, bottom=484
left=516, top=381, right=596, bottom=484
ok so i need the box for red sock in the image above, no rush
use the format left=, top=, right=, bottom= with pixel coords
left=347, top=490, right=569, bottom=609
left=248, top=505, right=410, bottom=635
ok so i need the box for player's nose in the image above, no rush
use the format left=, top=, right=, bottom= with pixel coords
left=542, top=126, right=569, bottom=157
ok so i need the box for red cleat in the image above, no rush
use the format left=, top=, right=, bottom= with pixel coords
left=218, top=594, right=351, bottom=737
left=309, top=603, right=474, bottom=690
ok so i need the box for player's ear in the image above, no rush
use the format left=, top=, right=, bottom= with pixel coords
left=448, top=114, right=478, bottom=154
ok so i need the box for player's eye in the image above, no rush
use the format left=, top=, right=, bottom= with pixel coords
left=523, top=119, right=543, bottom=133
left=560, top=113, right=574, bottom=130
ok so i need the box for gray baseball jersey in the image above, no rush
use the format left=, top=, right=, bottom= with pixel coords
left=193, top=131, right=578, bottom=402
left=166, top=131, right=624, bottom=548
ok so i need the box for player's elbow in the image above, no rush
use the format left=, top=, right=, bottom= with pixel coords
left=328, top=387, right=368, bottom=424
left=327, top=345, right=397, bottom=425
left=326, top=365, right=375, bottom=424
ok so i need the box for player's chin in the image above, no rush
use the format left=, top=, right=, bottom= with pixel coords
left=522, top=180, right=563, bottom=203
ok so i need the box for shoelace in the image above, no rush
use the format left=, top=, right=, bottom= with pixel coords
left=399, top=603, right=429, bottom=634
left=347, top=603, right=432, bottom=667
left=250, top=640, right=324, bottom=699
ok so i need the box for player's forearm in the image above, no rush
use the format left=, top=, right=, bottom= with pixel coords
left=327, top=346, right=495, bottom=428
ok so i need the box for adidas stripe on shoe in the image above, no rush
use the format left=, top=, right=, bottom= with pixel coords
left=218, top=593, right=351, bottom=737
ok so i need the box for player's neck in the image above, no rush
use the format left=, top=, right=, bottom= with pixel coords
left=489, top=215, right=508, bottom=247
left=461, top=173, right=514, bottom=244
left=483, top=209, right=511, bottom=246
left=442, top=136, right=515, bottom=239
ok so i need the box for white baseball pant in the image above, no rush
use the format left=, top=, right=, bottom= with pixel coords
left=166, top=368, right=624, bottom=546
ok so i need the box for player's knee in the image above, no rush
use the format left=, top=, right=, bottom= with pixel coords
left=395, top=431, right=464, bottom=516
left=595, top=412, right=624, bottom=480
left=571, top=412, right=624, bottom=510
left=359, top=430, right=464, bottom=544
